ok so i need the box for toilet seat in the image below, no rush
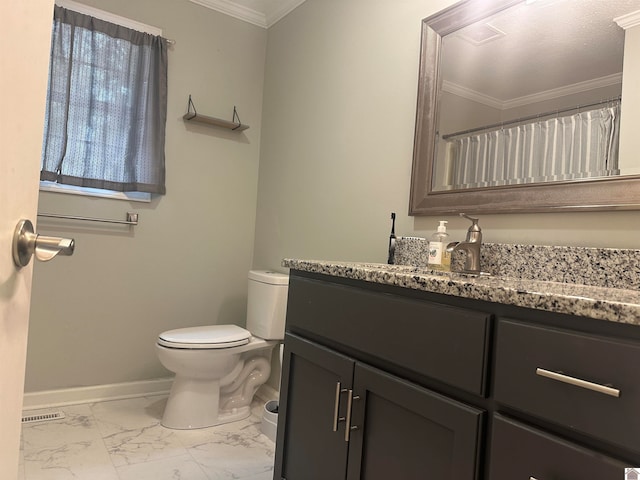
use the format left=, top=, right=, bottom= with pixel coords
left=158, top=325, right=251, bottom=349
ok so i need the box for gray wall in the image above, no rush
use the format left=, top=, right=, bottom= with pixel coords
left=253, top=0, right=436, bottom=269
left=26, top=0, right=267, bottom=392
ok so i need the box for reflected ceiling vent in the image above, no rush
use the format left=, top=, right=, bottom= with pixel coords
left=458, top=23, right=506, bottom=46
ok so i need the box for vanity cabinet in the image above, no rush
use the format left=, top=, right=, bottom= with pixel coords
left=276, top=333, right=483, bottom=480
left=274, top=270, right=640, bottom=480
left=274, top=274, right=489, bottom=480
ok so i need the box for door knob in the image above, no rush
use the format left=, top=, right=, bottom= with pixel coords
left=12, top=219, right=75, bottom=268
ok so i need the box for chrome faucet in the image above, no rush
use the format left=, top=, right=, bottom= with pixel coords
left=447, top=213, right=482, bottom=274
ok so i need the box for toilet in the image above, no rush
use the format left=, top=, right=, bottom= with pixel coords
left=156, top=270, right=289, bottom=429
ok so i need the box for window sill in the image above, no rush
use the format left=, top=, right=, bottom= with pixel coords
left=39, top=181, right=152, bottom=202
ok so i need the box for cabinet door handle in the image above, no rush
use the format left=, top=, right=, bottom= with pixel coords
left=535, top=368, right=620, bottom=398
left=332, top=382, right=348, bottom=432
left=344, top=391, right=360, bottom=442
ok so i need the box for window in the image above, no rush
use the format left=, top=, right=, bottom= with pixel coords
left=40, top=1, right=168, bottom=200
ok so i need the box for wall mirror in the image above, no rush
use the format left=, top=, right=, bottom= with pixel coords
left=410, top=0, right=640, bottom=215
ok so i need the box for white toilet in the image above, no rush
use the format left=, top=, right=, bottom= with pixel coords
left=156, top=270, right=289, bottom=429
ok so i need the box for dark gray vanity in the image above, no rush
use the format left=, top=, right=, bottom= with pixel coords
left=273, top=260, right=640, bottom=480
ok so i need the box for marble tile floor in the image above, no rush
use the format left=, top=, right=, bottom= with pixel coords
left=18, top=395, right=275, bottom=480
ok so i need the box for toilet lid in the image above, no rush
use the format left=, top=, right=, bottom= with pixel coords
left=158, top=325, right=251, bottom=349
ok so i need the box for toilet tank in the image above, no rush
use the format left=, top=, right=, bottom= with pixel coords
left=246, top=270, right=289, bottom=340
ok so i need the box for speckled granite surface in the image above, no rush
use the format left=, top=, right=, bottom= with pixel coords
left=282, top=259, right=640, bottom=326
left=482, top=243, right=640, bottom=289
left=394, top=237, right=640, bottom=290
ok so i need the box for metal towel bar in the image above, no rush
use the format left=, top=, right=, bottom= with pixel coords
left=37, top=212, right=139, bottom=226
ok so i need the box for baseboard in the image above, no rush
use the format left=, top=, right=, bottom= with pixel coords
left=22, top=377, right=174, bottom=411
left=24, top=377, right=279, bottom=412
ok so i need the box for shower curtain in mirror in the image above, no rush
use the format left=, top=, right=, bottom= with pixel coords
left=447, top=103, right=620, bottom=189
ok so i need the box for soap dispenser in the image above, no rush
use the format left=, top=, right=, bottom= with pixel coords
left=428, top=221, right=451, bottom=271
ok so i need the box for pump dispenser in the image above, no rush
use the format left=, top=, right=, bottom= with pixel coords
left=428, top=221, right=451, bottom=271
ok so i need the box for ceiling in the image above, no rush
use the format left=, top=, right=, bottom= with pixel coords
left=189, top=0, right=308, bottom=28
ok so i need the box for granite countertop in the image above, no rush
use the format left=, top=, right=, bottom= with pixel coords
left=282, top=259, right=640, bottom=326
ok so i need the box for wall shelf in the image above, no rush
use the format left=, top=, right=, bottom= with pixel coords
left=183, top=95, right=249, bottom=132
left=182, top=112, right=249, bottom=131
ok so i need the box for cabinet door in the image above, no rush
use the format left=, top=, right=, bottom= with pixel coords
left=346, top=364, right=484, bottom=480
left=274, top=334, right=354, bottom=480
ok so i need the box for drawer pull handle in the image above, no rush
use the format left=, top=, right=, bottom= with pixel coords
left=535, top=368, right=620, bottom=398
left=344, top=391, right=360, bottom=442
left=332, top=382, right=348, bottom=432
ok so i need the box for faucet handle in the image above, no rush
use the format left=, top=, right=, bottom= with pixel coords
left=460, top=213, right=481, bottom=231
left=459, top=213, right=482, bottom=243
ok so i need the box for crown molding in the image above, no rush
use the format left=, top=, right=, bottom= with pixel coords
left=189, top=0, right=306, bottom=29
left=442, top=80, right=504, bottom=109
left=444, top=72, right=623, bottom=111
left=190, top=0, right=267, bottom=28
left=614, top=10, right=640, bottom=30
left=502, top=72, right=623, bottom=109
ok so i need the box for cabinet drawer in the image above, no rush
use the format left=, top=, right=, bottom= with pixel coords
left=490, top=414, right=628, bottom=480
left=287, top=276, right=491, bottom=395
left=494, top=319, right=640, bottom=453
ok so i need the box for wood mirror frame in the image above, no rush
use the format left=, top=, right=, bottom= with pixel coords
left=409, top=0, right=640, bottom=215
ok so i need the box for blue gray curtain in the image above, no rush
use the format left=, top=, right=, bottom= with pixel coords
left=447, top=103, right=620, bottom=189
left=41, top=6, right=167, bottom=194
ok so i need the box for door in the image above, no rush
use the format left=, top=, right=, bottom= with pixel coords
left=0, top=0, right=53, bottom=476
left=274, top=334, right=354, bottom=480
left=347, top=363, right=484, bottom=480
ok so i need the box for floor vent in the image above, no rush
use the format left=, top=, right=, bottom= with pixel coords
left=21, top=411, right=65, bottom=424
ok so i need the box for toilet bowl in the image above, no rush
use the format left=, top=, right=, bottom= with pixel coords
left=156, top=270, right=288, bottom=429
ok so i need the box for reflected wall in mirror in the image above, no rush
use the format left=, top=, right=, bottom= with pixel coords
left=410, top=0, right=640, bottom=215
